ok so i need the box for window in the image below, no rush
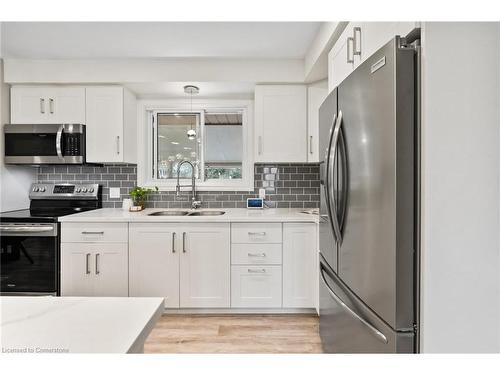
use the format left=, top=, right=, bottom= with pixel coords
left=140, top=100, right=253, bottom=191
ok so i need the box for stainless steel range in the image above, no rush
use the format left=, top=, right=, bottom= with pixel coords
left=0, top=183, right=101, bottom=296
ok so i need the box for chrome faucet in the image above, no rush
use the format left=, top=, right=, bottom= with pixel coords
left=176, top=160, right=202, bottom=209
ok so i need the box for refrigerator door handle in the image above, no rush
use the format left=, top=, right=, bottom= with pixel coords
left=320, top=263, right=388, bottom=344
left=330, top=110, right=343, bottom=243
left=324, top=113, right=341, bottom=242
left=338, top=127, right=348, bottom=231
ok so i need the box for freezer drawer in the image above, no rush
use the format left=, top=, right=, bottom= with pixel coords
left=319, top=259, right=414, bottom=353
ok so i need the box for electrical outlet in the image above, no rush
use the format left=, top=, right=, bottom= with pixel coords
left=259, top=188, right=266, bottom=199
left=109, top=187, right=121, bottom=199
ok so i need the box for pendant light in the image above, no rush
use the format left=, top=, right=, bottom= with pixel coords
left=184, top=85, right=199, bottom=140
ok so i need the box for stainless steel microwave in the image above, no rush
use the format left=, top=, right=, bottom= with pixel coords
left=4, top=124, right=86, bottom=165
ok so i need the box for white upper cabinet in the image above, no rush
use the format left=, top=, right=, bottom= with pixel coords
left=307, top=82, right=328, bottom=163
left=11, top=86, right=86, bottom=124
left=85, top=86, right=137, bottom=164
left=328, top=22, right=418, bottom=92
left=254, top=85, right=307, bottom=163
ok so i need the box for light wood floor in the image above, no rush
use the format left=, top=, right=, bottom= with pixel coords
left=144, top=314, right=323, bottom=354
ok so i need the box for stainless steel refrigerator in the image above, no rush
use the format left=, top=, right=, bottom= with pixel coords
left=319, top=35, right=420, bottom=353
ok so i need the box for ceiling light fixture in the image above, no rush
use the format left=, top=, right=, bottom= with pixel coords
left=184, top=85, right=199, bottom=140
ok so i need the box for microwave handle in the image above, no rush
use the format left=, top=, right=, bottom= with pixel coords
left=56, top=125, right=64, bottom=159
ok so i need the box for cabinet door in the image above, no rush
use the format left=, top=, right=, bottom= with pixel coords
left=85, top=87, right=124, bottom=163
left=61, top=243, right=94, bottom=296
left=93, top=243, right=128, bottom=297
left=328, top=37, right=354, bottom=91
left=231, top=265, right=282, bottom=308
left=129, top=223, right=180, bottom=308
left=307, top=82, right=328, bottom=162
left=49, top=87, right=86, bottom=123
left=179, top=223, right=230, bottom=308
left=10, top=86, right=50, bottom=123
left=283, top=223, right=317, bottom=308
left=254, top=85, right=307, bottom=163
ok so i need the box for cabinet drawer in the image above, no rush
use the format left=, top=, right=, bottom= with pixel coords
left=231, top=265, right=282, bottom=308
left=62, top=223, right=128, bottom=243
left=231, top=223, right=282, bottom=243
left=231, top=243, right=282, bottom=265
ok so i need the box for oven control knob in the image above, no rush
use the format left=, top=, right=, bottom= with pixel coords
left=76, top=188, right=81, bottom=193
left=33, top=187, right=39, bottom=192
left=88, top=188, right=94, bottom=193
left=39, top=187, right=46, bottom=192
left=81, top=188, right=87, bottom=193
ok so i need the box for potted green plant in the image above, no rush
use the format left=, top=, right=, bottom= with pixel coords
left=129, top=186, right=158, bottom=210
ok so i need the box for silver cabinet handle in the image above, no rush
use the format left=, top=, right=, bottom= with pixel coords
left=182, top=232, right=187, bottom=253
left=309, top=135, right=313, bottom=154
left=40, top=98, right=45, bottom=114
left=248, top=231, right=266, bottom=236
left=56, top=125, right=64, bottom=159
left=247, top=253, right=266, bottom=257
left=320, top=264, right=388, bottom=344
left=248, top=268, right=266, bottom=273
left=347, top=37, right=354, bottom=64
left=95, top=253, right=100, bottom=275
left=49, top=98, right=54, bottom=114
left=116, top=136, right=120, bottom=155
left=172, top=232, right=176, bottom=253
left=353, top=27, right=361, bottom=56
left=81, top=231, right=104, bottom=235
left=258, top=136, right=262, bottom=155
left=85, top=253, right=91, bottom=275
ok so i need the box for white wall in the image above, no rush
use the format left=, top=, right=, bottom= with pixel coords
left=420, top=22, right=500, bottom=353
left=0, top=59, right=36, bottom=212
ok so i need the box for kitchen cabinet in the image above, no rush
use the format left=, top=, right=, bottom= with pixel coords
left=61, top=242, right=128, bottom=297
left=129, top=223, right=179, bottom=308
left=254, top=85, right=307, bottom=163
left=328, top=22, right=418, bottom=92
left=128, top=222, right=230, bottom=309
left=85, top=86, right=137, bottom=164
left=231, top=265, right=282, bottom=308
left=307, top=82, right=328, bottom=162
left=283, top=223, right=317, bottom=308
left=179, top=223, right=231, bottom=308
left=11, top=86, right=85, bottom=124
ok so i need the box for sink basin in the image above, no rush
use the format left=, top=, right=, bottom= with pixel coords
left=148, top=210, right=190, bottom=216
left=187, top=210, right=226, bottom=216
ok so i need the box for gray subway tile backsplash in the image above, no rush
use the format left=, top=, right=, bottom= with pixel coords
left=37, top=163, right=320, bottom=209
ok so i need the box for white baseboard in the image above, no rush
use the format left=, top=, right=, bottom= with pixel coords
left=162, top=308, right=317, bottom=315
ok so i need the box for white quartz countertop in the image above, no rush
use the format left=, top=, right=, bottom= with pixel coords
left=0, top=296, right=164, bottom=354
left=58, top=207, right=319, bottom=223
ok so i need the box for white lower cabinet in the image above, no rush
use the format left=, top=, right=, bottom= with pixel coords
left=179, top=224, right=231, bottom=308
left=231, top=266, right=282, bottom=308
left=283, top=223, right=317, bottom=308
left=129, top=223, right=179, bottom=308
left=61, top=242, right=128, bottom=297
left=128, top=222, right=230, bottom=309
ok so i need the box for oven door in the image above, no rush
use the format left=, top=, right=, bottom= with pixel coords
left=4, top=124, right=85, bottom=164
left=0, top=223, right=59, bottom=295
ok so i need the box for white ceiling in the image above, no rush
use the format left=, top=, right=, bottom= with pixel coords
left=125, top=81, right=255, bottom=99
left=1, top=22, right=321, bottom=59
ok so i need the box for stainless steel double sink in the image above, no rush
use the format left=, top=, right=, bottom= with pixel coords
left=148, top=210, right=226, bottom=217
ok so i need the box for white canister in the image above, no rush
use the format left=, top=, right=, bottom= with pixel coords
left=122, top=198, right=133, bottom=211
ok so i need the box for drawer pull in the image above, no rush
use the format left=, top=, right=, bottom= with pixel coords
left=248, top=231, right=266, bottom=236
left=247, top=253, right=266, bottom=257
left=81, top=231, right=104, bottom=235
left=247, top=268, right=266, bottom=273
left=85, top=253, right=91, bottom=275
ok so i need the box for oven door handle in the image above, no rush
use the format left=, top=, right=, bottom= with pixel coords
left=56, top=125, right=64, bottom=159
left=0, top=225, right=55, bottom=232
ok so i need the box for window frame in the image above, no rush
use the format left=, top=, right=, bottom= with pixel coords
left=137, top=99, right=254, bottom=192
